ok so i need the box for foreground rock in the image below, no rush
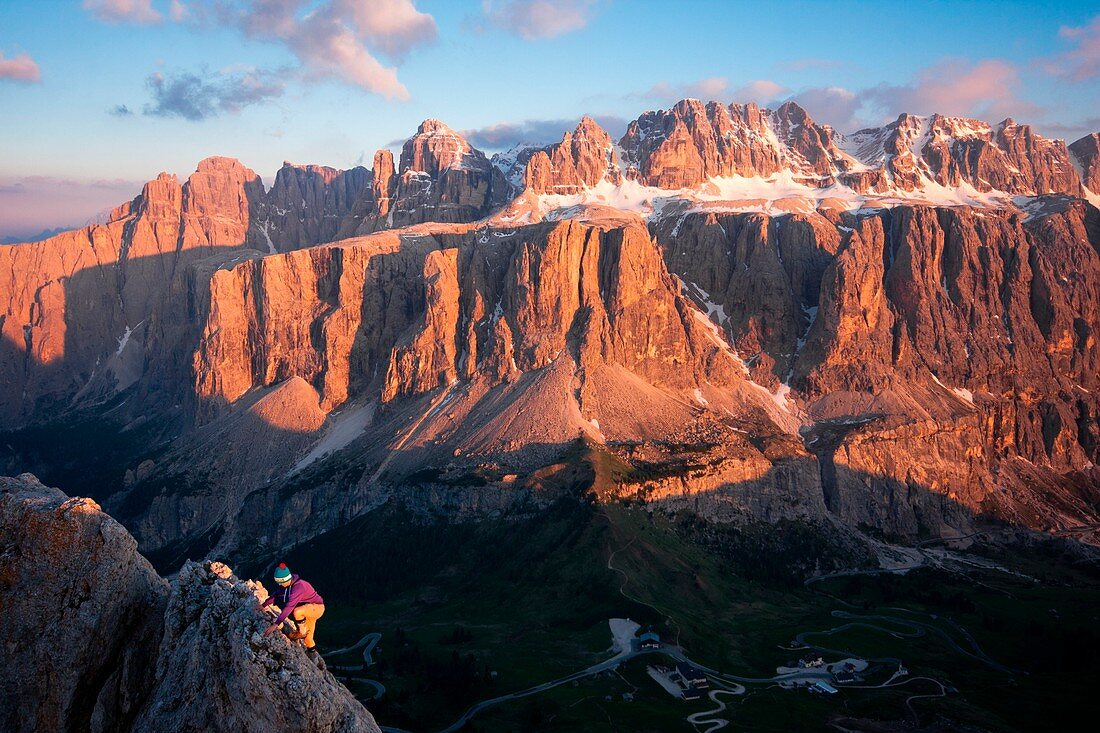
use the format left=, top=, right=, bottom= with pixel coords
left=133, top=560, right=379, bottom=733
left=0, top=473, right=167, bottom=733
left=0, top=474, right=381, bottom=733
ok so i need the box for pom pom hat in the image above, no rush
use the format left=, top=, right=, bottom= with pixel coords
left=274, top=563, right=292, bottom=583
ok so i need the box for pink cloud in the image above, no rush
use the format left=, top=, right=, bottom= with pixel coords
left=224, top=0, right=436, bottom=100
left=83, top=0, right=162, bottom=25
left=731, top=79, right=788, bottom=103
left=863, top=58, right=1033, bottom=121
left=632, top=77, right=732, bottom=102
left=483, top=0, right=596, bottom=40
left=1046, top=15, right=1100, bottom=81
left=0, top=51, right=41, bottom=83
left=787, top=86, right=863, bottom=130
left=338, top=0, right=437, bottom=59
left=169, top=0, right=188, bottom=22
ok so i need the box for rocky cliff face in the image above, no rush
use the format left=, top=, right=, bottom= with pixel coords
left=339, top=120, right=509, bottom=237
left=616, top=99, right=855, bottom=189
left=1071, top=132, right=1100, bottom=193
left=259, top=163, right=371, bottom=253
left=524, top=116, right=622, bottom=194
left=189, top=219, right=757, bottom=415
left=2, top=98, right=1100, bottom=560
left=0, top=474, right=381, bottom=733
left=0, top=156, right=266, bottom=429
left=653, top=201, right=1100, bottom=534
left=841, top=114, right=1083, bottom=196
left=0, top=474, right=167, bottom=733
left=519, top=100, right=1089, bottom=200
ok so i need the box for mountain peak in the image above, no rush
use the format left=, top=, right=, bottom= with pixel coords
left=417, top=117, right=456, bottom=135
left=775, top=99, right=811, bottom=123
left=193, top=155, right=251, bottom=173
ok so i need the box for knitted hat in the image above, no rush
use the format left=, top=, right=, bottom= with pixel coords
left=273, top=563, right=292, bottom=583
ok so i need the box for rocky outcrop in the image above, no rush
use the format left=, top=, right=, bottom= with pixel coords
left=1070, top=132, right=1100, bottom=193
left=609, top=100, right=1087, bottom=198
left=0, top=156, right=266, bottom=430
left=617, top=99, right=847, bottom=188
left=259, top=163, right=371, bottom=253
left=523, top=116, right=622, bottom=194
left=339, top=120, right=507, bottom=236
left=1, top=473, right=168, bottom=733
left=840, top=114, right=1084, bottom=196
left=132, top=560, right=379, bottom=733
left=191, top=219, right=753, bottom=417
left=0, top=474, right=381, bottom=733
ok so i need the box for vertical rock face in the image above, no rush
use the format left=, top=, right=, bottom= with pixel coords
left=653, top=209, right=842, bottom=388
left=0, top=474, right=382, bottom=733
left=259, top=163, right=371, bottom=252
left=0, top=474, right=168, bottom=733
left=608, top=99, right=1087, bottom=197
left=391, top=119, right=498, bottom=226
left=180, top=156, right=266, bottom=249
left=0, top=156, right=266, bottom=429
left=191, top=220, right=750, bottom=419
left=1070, top=132, right=1100, bottom=192
left=656, top=201, right=1100, bottom=529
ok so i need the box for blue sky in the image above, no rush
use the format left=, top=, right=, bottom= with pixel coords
left=2, top=0, right=1099, bottom=238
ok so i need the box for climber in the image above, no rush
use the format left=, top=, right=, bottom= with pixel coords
left=259, top=563, right=326, bottom=664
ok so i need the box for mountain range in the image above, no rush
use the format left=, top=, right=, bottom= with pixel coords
left=1, top=97, right=1098, bottom=566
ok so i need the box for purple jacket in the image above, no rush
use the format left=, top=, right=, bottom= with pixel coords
left=262, top=575, right=324, bottom=625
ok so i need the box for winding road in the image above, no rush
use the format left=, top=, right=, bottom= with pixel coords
left=328, top=632, right=386, bottom=700
left=685, top=688, right=745, bottom=733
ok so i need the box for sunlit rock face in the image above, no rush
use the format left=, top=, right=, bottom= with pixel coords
left=1, top=99, right=1099, bottom=559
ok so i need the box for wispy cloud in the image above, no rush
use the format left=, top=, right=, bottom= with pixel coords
left=786, top=86, right=862, bottom=130
left=481, top=0, right=597, bottom=40
left=83, top=0, right=162, bottom=25
left=169, top=0, right=188, bottom=22
left=1037, top=117, right=1100, bottom=143
left=458, top=114, right=628, bottom=151
left=630, top=77, right=732, bottom=102
left=143, top=69, right=284, bottom=121
left=1044, top=15, right=1100, bottom=81
left=731, top=79, right=788, bottom=103
left=0, top=51, right=42, bottom=83
left=862, top=58, right=1033, bottom=121
left=108, top=104, right=134, bottom=116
